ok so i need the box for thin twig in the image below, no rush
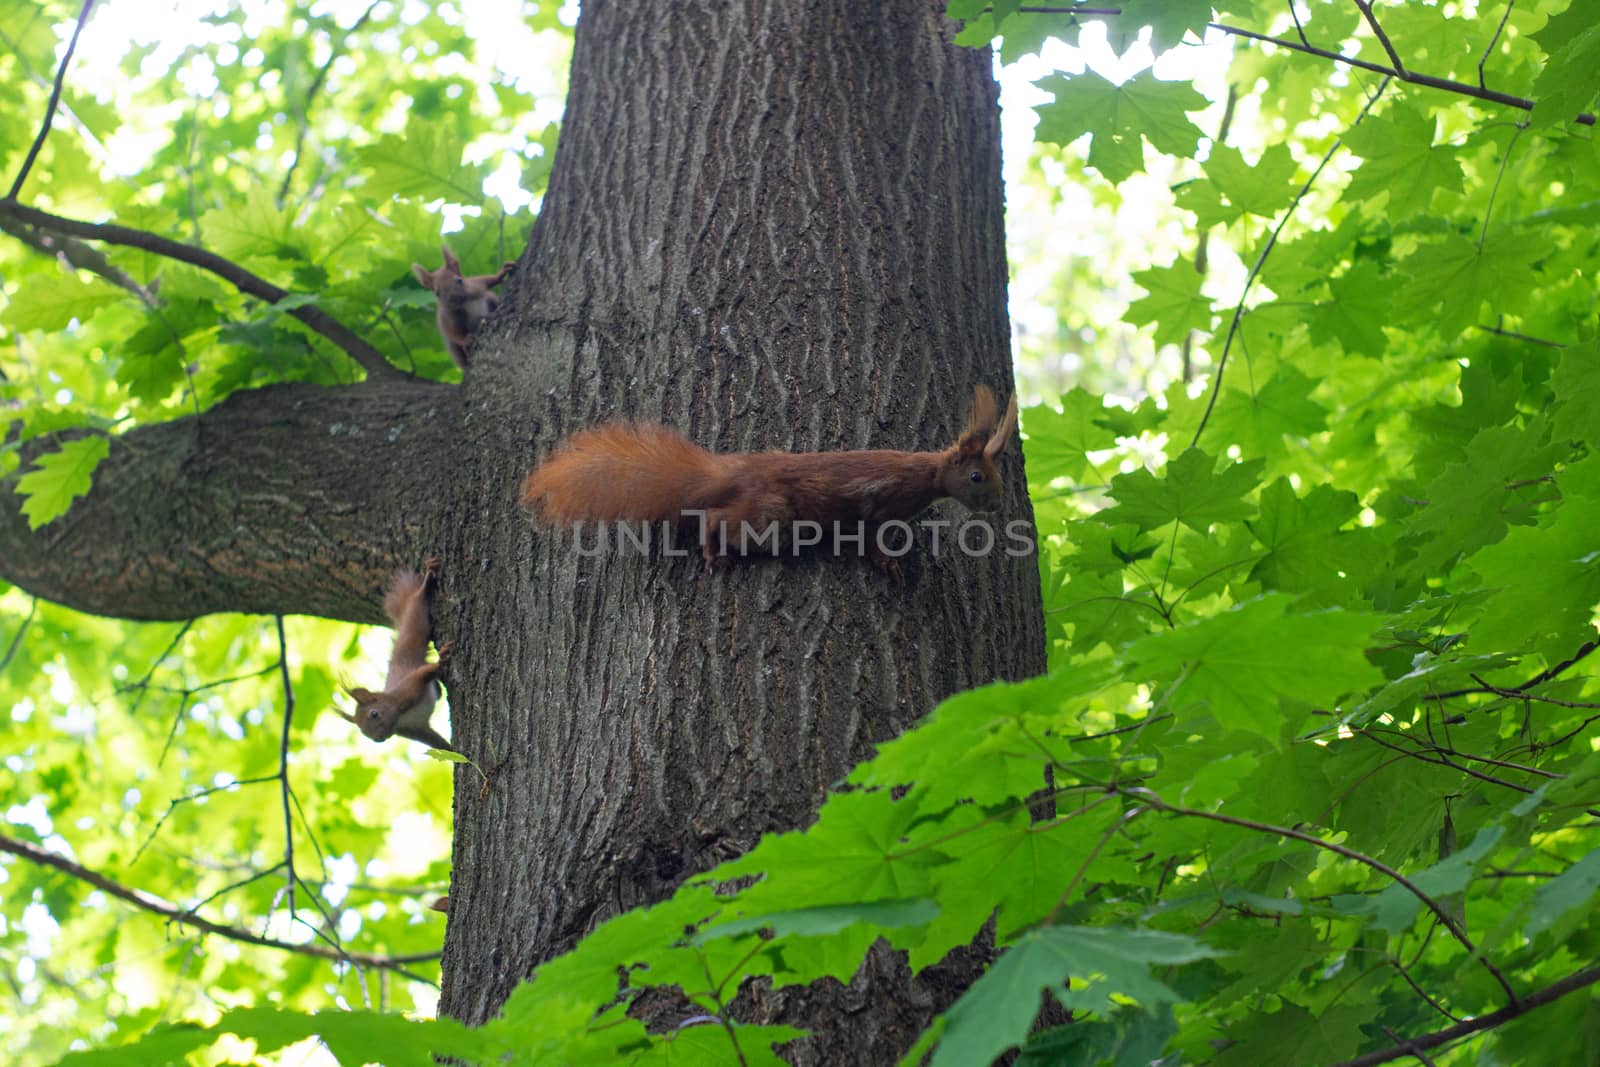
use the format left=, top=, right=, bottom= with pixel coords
left=1381, top=1025, right=1441, bottom=1067
left=1009, top=9, right=1596, bottom=126
left=1193, top=77, right=1390, bottom=446
left=3, top=219, right=156, bottom=302
left=1474, top=324, right=1566, bottom=349
left=0, top=830, right=439, bottom=972
left=1478, top=1, right=1513, bottom=90
left=1434, top=640, right=1597, bottom=700
left=276, top=616, right=297, bottom=922
left=1467, top=674, right=1600, bottom=710
left=1477, top=123, right=1527, bottom=248
left=1124, top=787, right=1520, bottom=1006
left=1352, top=1, right=1407, bottom=77
left=0, top=597, right=37, bottom=675
left=7, top=0, right=95, bottom=199
left=277, top=1, right=381, bottom=206
left=0, top=199, right=409, bottom=381
left=1328, top=965, right=1600, bottom=1067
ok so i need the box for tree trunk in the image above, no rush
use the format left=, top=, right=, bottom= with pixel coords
left=437, top=0, right=1044, bottom=1058
left=0, top=0, right=1043, bottom=1060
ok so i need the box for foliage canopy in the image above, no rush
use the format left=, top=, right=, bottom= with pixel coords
left=2, top=0, right=1599, bottom=1064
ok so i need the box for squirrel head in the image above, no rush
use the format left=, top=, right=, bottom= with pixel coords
left=340, top=687, right=399, bottom=742
left=411, top=245, right=466, bottom=295
left=941, top=385, right=1018, bottom=513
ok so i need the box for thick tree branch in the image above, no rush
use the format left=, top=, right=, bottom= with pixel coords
left=0, top=380, right=462, bottom=623
left=0, top=829, right=439, bottom=973
left=0, top=198, right=411, bottom=382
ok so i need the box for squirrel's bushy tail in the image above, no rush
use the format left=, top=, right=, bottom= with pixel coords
left=383, top=569, right=425, bottom=623
left=521, top=423, right=727, bottom=524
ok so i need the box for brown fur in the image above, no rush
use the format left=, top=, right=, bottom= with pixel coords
left=411, top=246, right=517, bottom=371
left=339, top=560, right=452, bottom=749
left=521, top=386, right=1020, bottom=569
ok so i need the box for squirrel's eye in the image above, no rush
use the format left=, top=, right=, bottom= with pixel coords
left=368, top=709, right=382, bottom=720
left=969, top=470, right=984, bottom=483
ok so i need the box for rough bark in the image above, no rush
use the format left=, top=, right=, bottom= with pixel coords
left=0, top=0, right=1045, bottom=1060
left=0, top=380, right=460, bottom=622
left=439, top=0, right=1045, bottom=1059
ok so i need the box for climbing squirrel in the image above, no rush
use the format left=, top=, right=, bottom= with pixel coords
left=412, top=246, right=516, bottom=370
left=339, top=560, right=453, bottom=750
left=520, top=384, right=1019, bottom=570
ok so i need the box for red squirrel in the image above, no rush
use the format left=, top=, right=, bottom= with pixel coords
left=339, top=560, right=453, bottom=750
left=411, top=246, right=516, bottom=370
left=520, top=385, right=1020, bottom=570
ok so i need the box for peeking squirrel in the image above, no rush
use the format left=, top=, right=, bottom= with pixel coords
left=521, top=385, right=1019, bottom=571
left=339, top=560, right=452, bottom=750
left=412, top=246, right=516, bottom=370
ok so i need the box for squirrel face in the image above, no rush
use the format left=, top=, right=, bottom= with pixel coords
left=943, top=386, right=1019, bottom=513
left=944, top=453, right=1006, bottom=512
left=346, top=686, right=399, bottom=742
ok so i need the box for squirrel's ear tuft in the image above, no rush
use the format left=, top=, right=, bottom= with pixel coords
left=412, top=263, right=432, bottom=286
left=440, top=245, right=460, bottom=270
left=346, top=687, right=378, bottom=704
left=957, top=385, right=999, bottom=453
left=984, top=393, right=1019, bottom=459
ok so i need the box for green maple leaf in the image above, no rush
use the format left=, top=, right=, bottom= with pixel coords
left=1205, top=143, right=1299, bottom=218
left=1530, top=8, right=1600, bottom=127
left=356, top=114, right=483, bottom=202
left=1467, top=452, right=1600, bottom=660
left=16, top=436, right=110, bottom=529
left=1, top=274, right=123, bottom=331
left=1248, top=478, right=1370, bottom=603
left=1341, top=103, right=1463, bottom=218
left=1110, top=0, right=1214, bottom=55
left=1035, top=70, right=1208, bottom=184
left=1100, top=447, right=1263, bottom=533
left=1308, top=261, right=1391, bottom=357
left=1126, top=594, right=1383, bottom=742
left=1020, top=389, right=1117, bottom=484
left=1212, top=1002, right=1378, bottom=1067
left=1551, top=339, right=1599, bottom=444
left=199, top=187, right=299, bottom=262
left=1406, top=420, right=1563, bottom=569
left=1399, top=232, right=1541, bottom=339
left=1126, top=262, right=1212, bottom=347
left=1527, top=846, right=1600, bottom=937
left=1207, top=366, right=1329, bottom=456
left=930, top=926, right=1213, bottom=1067
left=718, top=790, right=945, bottom=907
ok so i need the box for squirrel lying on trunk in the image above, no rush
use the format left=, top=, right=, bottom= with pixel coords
left=521, top=385, right=1019, bottom=571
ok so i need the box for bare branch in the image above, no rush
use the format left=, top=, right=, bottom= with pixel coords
left=1124, top=786, right=1520, bottom=1006
left=0, top=596, right=36, bottom=676
left=7, top=0, right=95, bottom=199
left=1193, top=77, right=1390, bottom=446
left=1329, top=965, right=1600, bottom=1067
left=1479, top=2, right=1514, bottom=90
left=0, top=198, right=410, bottom=382
left=3, top=218, right=157, bottom=302
left=276, top=616, right=298, bottom=921
left=0, top=830, right=439, bottom=973
left=1352, top=1, right=1407, bottom=79
left=1012, top=9, right=1596, bottom=126
left=278, top=1, right=383, bottom=207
